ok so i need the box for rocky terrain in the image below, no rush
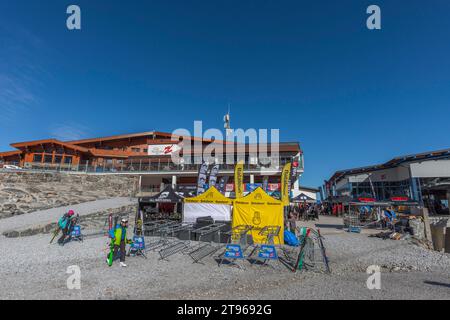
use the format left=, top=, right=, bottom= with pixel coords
left=0, top=171, right=139, bottom=219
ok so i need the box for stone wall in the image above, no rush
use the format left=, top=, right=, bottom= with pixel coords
left=0, top=171, right=139, bottom=219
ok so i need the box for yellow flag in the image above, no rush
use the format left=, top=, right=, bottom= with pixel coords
left=281, top=162, right=291, bottom=205
left=234, top=160, right=244, bottom=198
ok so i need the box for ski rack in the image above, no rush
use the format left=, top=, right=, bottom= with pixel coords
left=187, top=223, right=226, bottom=264
left=217, top=225, right=253, bottom=268
left=246, top=226, right=281, bottom=268
left=302, top=228, right=331, bottom=273
left=258, top=226, right=282, bottom=245
left=280, top=227, right=331, bottom=274
left=144, top=220, right=178, bottom=235
left=144, top=220, right=180, bottom=252
left=155, top=223, right=195, bottom=260
left=159, top=241, right=190, bottom=261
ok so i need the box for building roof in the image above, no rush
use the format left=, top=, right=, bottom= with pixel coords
left=326, top=148, right=450, bottom=184
left=4, top=131, right=302, bottom=158
left=67, top=131, right=157, bottom=145
left=10, top=139, right=89, bottom=153
left=0, top=150, right=22, bottom=158
left=298, top=186, right=320, bottom=193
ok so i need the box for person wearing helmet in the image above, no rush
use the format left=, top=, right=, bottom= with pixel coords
left=57, top=210, right=78, bottom=245
left=107, top=218, right=132, bottom=267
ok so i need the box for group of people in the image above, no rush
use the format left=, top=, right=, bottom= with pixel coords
left=56, top=210, right=133, bottom=268
left=286, top=203, right=321, bottom=233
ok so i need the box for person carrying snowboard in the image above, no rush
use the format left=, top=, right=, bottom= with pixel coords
left=107, top=218, right=133, bottom=267
left=57, top=210, right=78, bottom=245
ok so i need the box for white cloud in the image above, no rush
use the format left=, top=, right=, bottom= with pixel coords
left=50, top=123, right=92, bottom=142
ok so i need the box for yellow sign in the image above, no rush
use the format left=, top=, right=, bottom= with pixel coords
left=281, top=162, right=291, bottom=206
left=234, top=160, right=244, bottom=199
left=184, top=186, right=233, bottom=205
left=232, top=188, right=284, bottom=244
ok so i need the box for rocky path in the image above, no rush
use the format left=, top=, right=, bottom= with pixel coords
left=0, top=197, right=136, bottom=234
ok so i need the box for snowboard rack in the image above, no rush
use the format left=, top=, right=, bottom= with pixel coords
left=187, top=223, right=226, bottom=264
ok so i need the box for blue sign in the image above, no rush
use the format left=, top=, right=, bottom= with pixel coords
left=71, top=225, right=81, bottom=237
left=258, top=245, right=278, bottom=260
left=245, top=183, right=262, bottom=192
left=224, top=244, right=244, bottom=259
left=132, top=236, right=145, bottom=250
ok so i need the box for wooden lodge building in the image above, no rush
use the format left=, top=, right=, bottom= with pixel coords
left=0, top=131, right=304, bottom=194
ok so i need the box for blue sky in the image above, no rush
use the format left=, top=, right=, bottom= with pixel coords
left=1, top=0, right=450, bottom=187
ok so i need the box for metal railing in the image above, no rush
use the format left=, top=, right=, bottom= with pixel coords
left=17, top=159, right=304, bottom=174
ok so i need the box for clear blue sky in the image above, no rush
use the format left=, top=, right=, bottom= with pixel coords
left=1, top=0, right=449, bottom=187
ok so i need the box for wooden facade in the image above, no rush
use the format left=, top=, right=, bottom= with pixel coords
left=0, top=131, right=302, bottom=169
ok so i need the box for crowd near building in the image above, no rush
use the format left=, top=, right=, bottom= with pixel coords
left=321, top=148, right=450, bottom=215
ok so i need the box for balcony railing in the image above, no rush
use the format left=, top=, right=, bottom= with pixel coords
left=19, top=159, right=304, bottom=174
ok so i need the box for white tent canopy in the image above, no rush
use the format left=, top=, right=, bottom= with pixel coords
left=182, top=187, right=233, bottom=224
left=183, top=203, right=231, bottom=224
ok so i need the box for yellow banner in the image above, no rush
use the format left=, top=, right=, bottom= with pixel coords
left=232, top=188, right=284, bottom=244
left=234, top=160, right=244, bottom=199
left=281, top=162, right=291, bottom=206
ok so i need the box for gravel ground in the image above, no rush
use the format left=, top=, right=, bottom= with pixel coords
left=0, top=197, right=136, bottom=234
left=0, top=223, right=449, bottom=300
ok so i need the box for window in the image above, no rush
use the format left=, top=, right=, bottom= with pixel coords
left=54, top=155, right=63, bottom=164
left=44, top=154, right=53, bottom=163
left=131, top=148, right=141, bottom=153
left=33, top=154, right=42, bottom=163
left=64, top=156, right=73, bottom=164
left=143, top=149, right=148, bottom=153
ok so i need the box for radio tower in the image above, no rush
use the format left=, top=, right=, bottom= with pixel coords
left=224, top=104, right=232, bottom=141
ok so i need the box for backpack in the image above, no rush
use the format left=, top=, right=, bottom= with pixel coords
left=284, top=230, right=300, bottom=247
left=58, top=214, right=69, bottom=229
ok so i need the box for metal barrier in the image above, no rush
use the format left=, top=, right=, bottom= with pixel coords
left=217, top=225, right=253, bottom=268
left=187, top=224, right=225, bottom=264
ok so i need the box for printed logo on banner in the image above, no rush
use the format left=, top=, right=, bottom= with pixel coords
left=252, top=211, right=262, bottom=226
left=71, top=226, right=81, bottom=237
left=245, top=183, right=262, bottom=192
left=224, top=244, right=244, bottom=259
left=209, top=164, right=220, bottom=187
left=197, top=161, right=210, bottom=195
left=258, top=245, right=278, bottom=260
left=148, top=144, right=181, bottom=156
left=132, top=236, right=145, bottom=250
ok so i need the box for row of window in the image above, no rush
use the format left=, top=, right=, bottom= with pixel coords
left=33, top=154, right=73, bottom=164
left=131, top=148, right=148, bottom=153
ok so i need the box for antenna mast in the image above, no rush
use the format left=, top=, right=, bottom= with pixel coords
left=224, top=103, right=232, bottom=141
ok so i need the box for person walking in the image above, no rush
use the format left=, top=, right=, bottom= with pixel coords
left=107, top=218, right=133, bottom=267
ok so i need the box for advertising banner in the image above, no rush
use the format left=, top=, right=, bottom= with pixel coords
left=224, top=244, right=244, bottom=259
left=258, top=245, right=278, bottom=260
left=147, top=144, right=181, bottom=156
left=234, top=160, right=244, bottom=198
left=245, top=183, right=262, bottom=192
left=281, top=162, right=292, bottom=206
left=196, top=161, right=209, bottom=195
left=218, top=176, right=229, bottom=194
left=225, top=183, right=234, bottom=192
left=209, top=163, right=220, bottom=187
left=262, top=176, right=269, bottom=192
